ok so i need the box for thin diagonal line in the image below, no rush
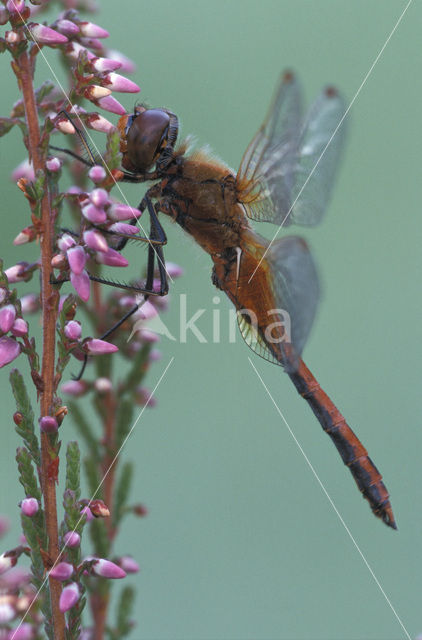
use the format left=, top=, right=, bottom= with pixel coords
left=248, top=0, right=413, bottom=285
left=248, top=357, right=411, bottom=640
left=10, top=0, right=173, bottom=284
left=11, top=357, right=174, bottom=639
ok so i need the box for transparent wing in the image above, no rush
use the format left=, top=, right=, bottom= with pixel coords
left=236, top=236, right=320, bottom=368
left=237, top=73, right=347, bottom=228
left=290, top=87, right=347, bottom=226
left=236, top=71, right=303, bottom=224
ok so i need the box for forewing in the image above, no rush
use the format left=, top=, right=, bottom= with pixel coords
left=290, top=87, right=347, bottom=226
left=236, top=71, right=303, bottom=225
left=236, top=236, right=320, bottom=368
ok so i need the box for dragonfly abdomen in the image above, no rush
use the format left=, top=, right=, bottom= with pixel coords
left=289, top=358, right=396, bottom=529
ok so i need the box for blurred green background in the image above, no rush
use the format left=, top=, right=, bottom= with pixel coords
left=1, top=1, right=421, bottom=638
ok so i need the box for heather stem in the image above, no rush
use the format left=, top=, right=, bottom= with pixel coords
left=17, top=50, right=65, bottom=639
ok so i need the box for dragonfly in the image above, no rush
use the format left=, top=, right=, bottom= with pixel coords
left=58, top=70, right=396, bottom=529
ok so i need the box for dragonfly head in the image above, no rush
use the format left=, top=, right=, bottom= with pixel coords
left=117, top=106, right=179, bottom=174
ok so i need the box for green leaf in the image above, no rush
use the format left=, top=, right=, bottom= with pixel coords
left=35, top=80, right=55, bottom=103
left=10, top=369, right=41, bottom=466
left=89, top=518, right=109, bottom=557
left=115, top=399, right=134, bottom=451
left=84, top=457, right=102, bottom=500
left=66, top=441, right=81, bottom=498
left=15, top=447, right=41, bottom=502
left=116, top=585, right=135, bottom=636
left=0, top=117, right=15, bottom=137
left=113, top=462, right=133, bottom=528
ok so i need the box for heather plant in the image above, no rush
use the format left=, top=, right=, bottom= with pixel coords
left=0, top=1, right=182, bottom=638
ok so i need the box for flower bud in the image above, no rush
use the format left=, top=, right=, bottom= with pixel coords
left=85, top=339, right=118, bottom=355
left=67, top=246, right=87, bottom=275
left=109, top=222, right=139, bottom=236
left=39, top=416, right=58, bottom=433
left=55, top=19, right=79, bottom=36
left=80, top=506, right=94, bottom=522
left=20, top=498, right=38, bottom=517
left=46, top=157, right=62, bottom=172
left=90, top=188, right=110, bottom=208
left=91, top=56, right=122, bottom=72
left=0, top=551, right=17, bottom=575
left=88, top=165, right=107, bottom=183
left=86, top=113, right=114, bottom=133
left=5, top=263, right=27, bottom=283
left=84, top=85, right=112, bottom=101
left=55, top=118, right=76, bottom=135
left=0, top=305, right=16, bottom=333
left=63, top=531, right=80, bottom=548
left=30, top=24, right=68, bottom=45
left=106, top=49, right=136, bottom=73
left=87, top=557, right=126, bottom=579
left=95, top=95, right=126, bottom=115
left=11, top=318, right=28, bottom=338
left=61, top=380, right=87, bottom=396
left=58, top=233, right=76, bottom=252
left=89, top=499, right=110, bottom=518
left=108, top=202, right=139, bottom=221
left=11, top=159, right=35, bottom=182
left=96, top=248, right=128, bottom=268
left=103, top=73, right=140, bottom=94
left=78, top=21, right=109, bottom=39
left=49, top=562, right=74, bottom=581
left=59, top=582, right=81, bottom=612
left=19, top=294, right=38, bottom=314
left=64, top=320, right=82, bottom=341
left=118, top=556, right=140, bottom=574
left=83, top=229, right=108, bottom=253
left=94, top=377, right=112, bottom=393
left=13, top=226, right=36, bottom=245
left=6, top=0, right=25, bottom=14
left=82, top=203, right=107, bottom=224
left=70, top=271, right=90, bottom=302
left=0, top=337, right=20, bottom=368
left=133, top=504, right=148, bottom=517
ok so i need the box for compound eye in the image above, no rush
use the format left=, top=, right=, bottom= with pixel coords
left=125, top=109, right=170, bottom=172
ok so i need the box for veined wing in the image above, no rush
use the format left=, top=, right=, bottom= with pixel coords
left=236, top=72, right=346, bottom=227
left=236, top=235, right=319, bottom=368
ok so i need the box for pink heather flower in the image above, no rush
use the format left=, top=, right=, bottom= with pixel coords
left=5, top=30, right=22, bottom=44
left=59, top=582, right=80, bottom=612
left=80, top=506, right=94, bottom=522
left=51, top=254, right=67, bottom=269
left=11, top=319, right=28, bottom=338
left=149, top=349, right=162, bottom=362
left=85, top=339, right=118, bottom=355
left=89, top=188, right=110, bottom=208
left=64, top=320, right=82, bottom=341
left=106, top=49, right=136, bottom=73
left=118, top=556, right=140, bottom=574
left=88, top=558, right=126, bottom=579
left=89, top=499, right=110, bottom=518
left=0, top=601, right=15, bottom=623
left=67, top=185, right=83, bottom=195
left=39, top=416, right=58, bottom=433
left=49, top=562, right=74, bottom=581
left=88, top=165, right=106, bottom=183
left=55, top=18, right=79, bottom=36
left=67, top=246, right=87, bottom=275
left=95, top=95, right=126, bottom=115
left=30, top=24, right=68, bottom=45
left=0, top=552, right=17, bottom=575
left=166, top=262, right=184, bottom=278
left=84, top=85, right=112, bottom=101
left=20, top=294, right=38, bottom=314
left=79, top=21, right=109, bottom=39
left=70, top=270, right=91, bottom=302
left=55, top=118, right=76, bottom=135
left=5, top=263, right=28, bottom=283
left=135, top=386, right=157, bottom=407
left=91, top=56, right=122, bottom=72
left=0, top=305, right=16, bottom=333
left=7, top=622, right=35, bottom=639
left=86, top=113, right=114, bottom=133
left=46, top=157, right=62, bottom=172
left=94, top=377, right=112, bottom=393
left=103, top=72, right=140, bottom=93
left=63, top=531, right=80, bottom=548
left=11, top=159, right=35, bottom=182
left=6, top=0, right=25, bottom=13
left=82, top=203, right=107, bottom=224
left=65, top=41, right=95, bottom=61
left=83, top=229, right=108, bottom=253
left=58, top=233, right=76, bottom=252
left=108, top=203, right=138, bottom=221
left=96, top=248, right=128, bottom=268
left=134, top=300, right=158, bottom=321
left=20, top=498, right=38, bottom=517
left=0, top=337, right=20, bottom=368
left=61, top=380, right=87, bottom=396
left=109, top=222, right=139, bottom=236
left=13, top=226, right=36, bottom=245
left=137, top=329, right=160, bottom=344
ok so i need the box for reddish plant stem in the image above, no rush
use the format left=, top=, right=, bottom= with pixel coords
left=17, top=51, right=65, bottom=639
